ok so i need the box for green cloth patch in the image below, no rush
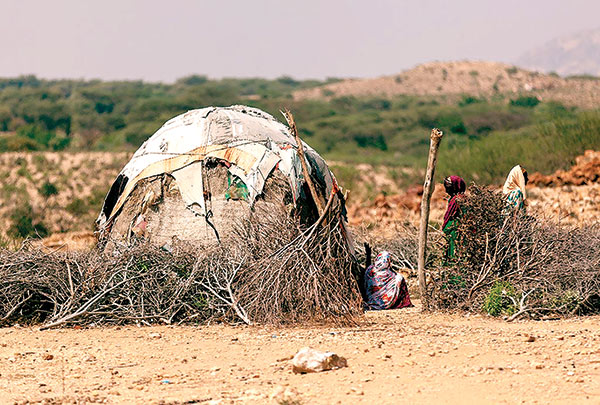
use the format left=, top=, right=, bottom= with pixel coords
left=225, top=173, right=249, bottom=201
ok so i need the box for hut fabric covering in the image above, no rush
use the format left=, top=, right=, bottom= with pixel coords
left=97, top=105, right=339, bottom=229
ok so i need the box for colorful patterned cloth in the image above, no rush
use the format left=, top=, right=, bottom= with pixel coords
left=364, top=251, right=413, bottom=310
left=505, top=189, right=524, bottom=212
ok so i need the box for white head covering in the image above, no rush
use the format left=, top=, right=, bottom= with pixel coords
left=502, top=165, right=527, bottom=200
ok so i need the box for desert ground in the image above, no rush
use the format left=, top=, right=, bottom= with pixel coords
left=1, top=301, right=599, bottom=404
left=1, top=152, right=599, bottom=404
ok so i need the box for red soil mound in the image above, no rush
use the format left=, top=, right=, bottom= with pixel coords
left=530, top=150, right=600, bottom=186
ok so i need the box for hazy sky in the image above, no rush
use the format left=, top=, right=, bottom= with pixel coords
left=1, top=0, right=599, bottom=82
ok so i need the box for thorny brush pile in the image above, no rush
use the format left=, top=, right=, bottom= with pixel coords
left=0, top=199, right=363, bottom=328
left=430, top=184, right=600, bottom=319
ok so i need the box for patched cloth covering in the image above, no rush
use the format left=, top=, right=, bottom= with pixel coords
left=97, top=105, right=340, bottom=231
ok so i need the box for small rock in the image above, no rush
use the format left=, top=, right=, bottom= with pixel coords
left=428, top=351, right=436, bottom=357
left=525, top=335, right=536, bottom=343
left=291, top=347, right=348, bottom=374
left=149, top=332, right=161, bottom=339
left=42, top=354, right=54, bottom=361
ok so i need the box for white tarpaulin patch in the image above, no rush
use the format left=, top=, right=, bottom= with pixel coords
left=171, top=162, right=206, bottom=216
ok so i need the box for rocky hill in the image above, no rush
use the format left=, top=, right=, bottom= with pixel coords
left=293, top=61, right=600, bottom=108
left=517, top=28, right=600, bottom=77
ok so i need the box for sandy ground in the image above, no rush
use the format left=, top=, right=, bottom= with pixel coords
left=1, top=302, right=599, bottom=404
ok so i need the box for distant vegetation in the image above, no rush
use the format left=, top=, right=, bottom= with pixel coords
left=1, top=74, right=599, bottom=186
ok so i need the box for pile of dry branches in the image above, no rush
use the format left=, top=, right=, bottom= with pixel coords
left=0, top=195, right=362, bottom=328
left=430, top=184, right=600, bottom=319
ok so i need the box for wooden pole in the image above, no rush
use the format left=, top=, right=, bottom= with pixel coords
left=417, top=128, right=444, bottom=310
left=282, top=108, right=325, bottom=215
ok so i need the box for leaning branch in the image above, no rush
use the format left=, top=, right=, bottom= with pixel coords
left=282, top=108, right=325, bottom=215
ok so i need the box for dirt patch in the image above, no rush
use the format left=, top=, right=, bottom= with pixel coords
left=1, top=302, right=599, bottom=404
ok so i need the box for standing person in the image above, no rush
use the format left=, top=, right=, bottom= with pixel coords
left=364, top=251, right=412, bottom=310
left=442, top=175, right=466, bottom=260
left=502, top=165, right=528, bottom=214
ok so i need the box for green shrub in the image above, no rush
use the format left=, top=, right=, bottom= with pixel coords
left=459, top=96, right=483, bottom=106
left=8, top=204, right=48, bottom=239
left=39, top=181, right=58, bottom=197
left=352, top=133, right=387, bottom=150
left=482, top=281, right=517, bottom=317
left=510, top=96, right=540, bottom=108
left=419, top=111, right=467, bottom=135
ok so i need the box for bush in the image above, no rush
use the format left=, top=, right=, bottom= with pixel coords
left=483, top=281, right=517, bottom=316
left=16, top=124, right=70, bottom=150
left=459, top=96, right=483, bottom=106
left=8, top=204, right=48, bottom=239
left=39, top=181, right=58, bottom=197
left=419, top=111, right=467, bottom=135
left=352, top=133, right=388, bottom=150
left=510, top=96, right=540, bottom=108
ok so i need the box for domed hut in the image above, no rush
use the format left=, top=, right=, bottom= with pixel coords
left=96, top=105, right=349, bottom=251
